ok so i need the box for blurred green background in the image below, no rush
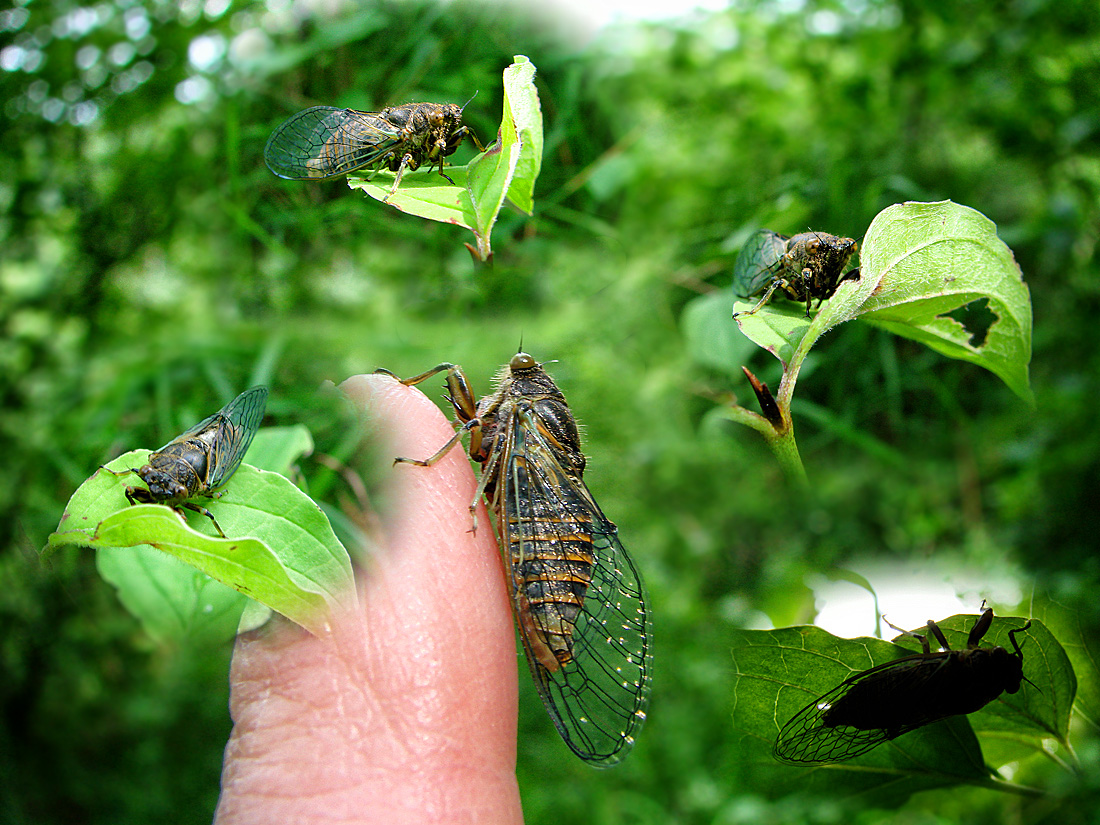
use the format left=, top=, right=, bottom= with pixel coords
left=3, top=0, right=1099, bottom=822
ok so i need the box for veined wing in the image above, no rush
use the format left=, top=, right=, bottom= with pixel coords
left=773, top=652, right=953, bottom=764
left=200, top=387, right=268, bottom=489
left=733, top=229, right=789, bottom=298
left=498, top=404, right=651, bottom=766
left=264, top=107, right=403, bottom=180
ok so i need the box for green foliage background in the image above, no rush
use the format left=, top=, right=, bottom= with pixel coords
left=2, top=0, right=1099, bottom=822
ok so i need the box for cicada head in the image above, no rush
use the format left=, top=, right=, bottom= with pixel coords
left=136, top=466, right=191, bottom=502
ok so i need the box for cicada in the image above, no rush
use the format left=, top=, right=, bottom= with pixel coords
left=104, top=386, right=268, bottom=538
left=732, top=229, right=859, bottom=318
left=773, top=606, right=1032, bottom=765
left=378, top=352, right=652, bottom=766
left=264, top=99, right=483, bottom=201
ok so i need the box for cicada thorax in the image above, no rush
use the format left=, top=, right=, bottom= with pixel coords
left=390, top=102, right=463, bottom=164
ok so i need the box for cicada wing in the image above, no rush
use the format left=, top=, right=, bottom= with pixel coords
left=732, top=229, right=789, bottom=298
left=773, top=677, right=895, bottom=764
left=205, top=386, right=268, bottom=489
left=264, top=107, right=403, bottom=180
left=773, top=652, right=954, bottom=765
left=499, top=409, right=651, bottom=766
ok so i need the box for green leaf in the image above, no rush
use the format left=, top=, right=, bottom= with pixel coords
left=45, top=451, right=356, bottom=639
left=732, top=203, right=1032, bottom=402
left=348, top=166, right=478, bottom=231
left=683, top=291, right=759, bottom=377
left=725, top=202, right=1034, bottom=480
left=246, top=424, right=315, bottom=475
left=1028, top=596, right=1098, bottom=732
left=95, top=544, right=253, bottom=646
left=730, top=300, right=818, bottom=368
left=730, top=614, right=1070, bottom=805
left=501, top=54, right=543, bottom=215
left=348, top=55, right=543, bottom=261
left=49, top=427, right=314, bottom=645
left=466, top=116, right=521, bottom=260
left=859, top=201, right=1034, bottom=404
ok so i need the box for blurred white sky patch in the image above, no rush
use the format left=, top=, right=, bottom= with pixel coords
left=809, top=560, right=1026, bottom=640
left=554, top=0, right=731, bottom=30
left=488, top=0, right=733, bottom=45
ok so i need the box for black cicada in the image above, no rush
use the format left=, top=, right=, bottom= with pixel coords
left=732, top=229, right=859, bottom=318
left=264, top=99, right=483, bottom=201
left=104, top=386, right=268, bottom=538
left=378, top=352, right=652, bottom=766
left=773, top=606, right=1032, bottom=764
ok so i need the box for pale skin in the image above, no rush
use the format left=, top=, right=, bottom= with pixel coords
left=214, top=373, right=524, bottom=825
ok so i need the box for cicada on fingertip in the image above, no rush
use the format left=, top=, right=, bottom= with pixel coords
left=377, top=352, right=652, bottom=766
left=773, top=605, right=1032, bottom=765
left=102, top=386, right=268, bottom=538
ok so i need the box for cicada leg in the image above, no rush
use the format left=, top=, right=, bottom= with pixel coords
left=466, top=128, right=485, bottom=153
left=381, top=152, right=417, bottom=202
left=884, top=616, right=937, bottom=654
left=178, top=501, right=227, bottom=538
left=733, top=277, right=786, bottom=319
left=379, top=363, right=488, bottom=532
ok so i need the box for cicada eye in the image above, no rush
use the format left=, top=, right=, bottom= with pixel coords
left=511, top=352, right=537, bottom=370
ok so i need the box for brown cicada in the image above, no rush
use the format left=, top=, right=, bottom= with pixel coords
left=103, top=387, right=268, bottom=537
left=264, top=98, right=483, bottom=201
left=733, top=229, right=859, bottom=318
left=378, top=352, right=652, bottom=766
left=773, top=605, right=1032, bottom=765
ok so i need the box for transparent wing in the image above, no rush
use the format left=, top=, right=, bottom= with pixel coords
left=264, top=107, right=403, bottom=180
left=177, top=386, right=268, bottom=489
left=499, top=407, right=652, bottom=766
left=732, top=229, right=789, bottom=298
left=773, top=654, right=947, bottom=764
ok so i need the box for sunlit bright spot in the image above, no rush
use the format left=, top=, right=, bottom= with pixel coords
left=188, top=32, right=226, bottom=72
left=175, top=75, right=213, bottom=105
left=124, top=7, right=151, bottom=41
left=0, top=7, right=30, bottom=32
left=41, top=98, right=65, bottom=122
left=229, top=28, right=271, bottom=64
left=75, top=44, right=100, bottom=70
left=108, top=41, right=136, bottom=67
left=204, top=0, right=232, bottom=20
left=2, top=45, right=27, bottom=72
